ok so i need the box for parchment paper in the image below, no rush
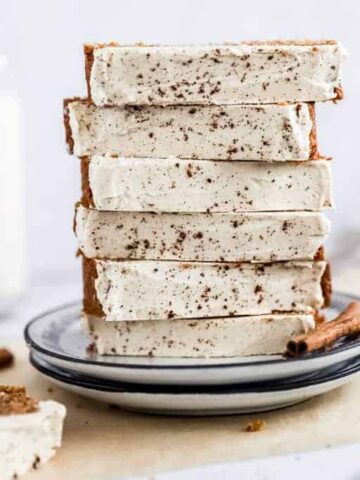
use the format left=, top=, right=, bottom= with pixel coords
left=1, top=343, right=360, bottom=479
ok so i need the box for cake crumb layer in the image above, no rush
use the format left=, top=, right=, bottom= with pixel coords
left=0, top=386, right=38, bottom=415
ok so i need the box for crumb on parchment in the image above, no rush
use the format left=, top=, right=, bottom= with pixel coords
left=245, top=420, right=266, bottom=432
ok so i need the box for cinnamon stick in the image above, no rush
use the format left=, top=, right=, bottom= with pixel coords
left=286, top=302, right=360, bottom=357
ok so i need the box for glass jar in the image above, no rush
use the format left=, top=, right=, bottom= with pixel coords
left=0, top=55, right=26, bottom=314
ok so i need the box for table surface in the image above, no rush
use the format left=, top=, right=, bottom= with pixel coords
left=1, top=270, right=360, bottom=480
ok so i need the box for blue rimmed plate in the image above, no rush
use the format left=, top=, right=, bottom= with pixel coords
left=30, top=351, right=360, bottom=416
left=24, top=293, right=360, bottom=386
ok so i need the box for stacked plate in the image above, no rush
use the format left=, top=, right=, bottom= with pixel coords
left=25, top=293, right=360, bottom=416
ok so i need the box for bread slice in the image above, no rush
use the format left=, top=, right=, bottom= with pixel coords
left=80, top=156, right=332, bottom=213
left=75, top=204, right=329, bottom=263
left=84, top=41, right=346, bottom=107
left=64, top=99, right=318, bottom=160
left=82, top=257, right=331, bottom=321
left=83, top=312, right=317, bottom=357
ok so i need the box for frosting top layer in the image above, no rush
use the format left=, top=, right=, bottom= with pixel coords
left=87, top=42, right=346, bottom=106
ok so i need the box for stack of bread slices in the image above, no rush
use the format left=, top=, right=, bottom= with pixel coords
left=65, top=40, right=345, bottom=358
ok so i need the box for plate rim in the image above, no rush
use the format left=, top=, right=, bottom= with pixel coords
left=24, top=293, right=360, bottom=371
left=29, top=350, right=360, bottom=395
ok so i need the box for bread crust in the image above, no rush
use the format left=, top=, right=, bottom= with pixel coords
left=321, top=262, right=332, bottom=307
left=314, top=245, right=325, bottom=261
left=82, top=256, right=104, bottom=317
left=84, top=45, right=94, bottom=100
left=308, top=103, right=319, bottom=159
left=84, top=40, right=339, bottom=50
left=63, top=97, right=84, bottom=154
left=80, top=157, right=94, bottom=207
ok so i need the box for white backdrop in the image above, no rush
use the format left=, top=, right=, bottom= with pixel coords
left=0, top=0, right=359, bottom=281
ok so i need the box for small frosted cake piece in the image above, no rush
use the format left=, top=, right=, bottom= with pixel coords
left=75, top=205, right=329, bottom=263
left=83, top=313, right=317, bottom=357
left=84, top=41, right=346, bottom=106
left=65, top=100, right=317, bottom=160
left=83, top=258, right=331, bottom=321
left=0, top=386, right=66, bottom=479
left=80, top=156, right=332, bottom=213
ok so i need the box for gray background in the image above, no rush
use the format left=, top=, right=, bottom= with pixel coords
left=1, top=0, right=359, bottom=282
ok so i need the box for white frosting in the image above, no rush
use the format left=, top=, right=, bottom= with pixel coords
left=68, top=101, right=313, bottom=160
left=87, top=156, right=332, bottom=212
left=83, top=313, right=315, bottom=357
left=93, top=260, right=326, bottom=320
left=0, top=400, right=66, bottom=480
left=89, top=43, right=346, bottom=106
left=76, top=205, right=329, bottom=262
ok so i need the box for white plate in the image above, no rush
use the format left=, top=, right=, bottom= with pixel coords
left=30, top=352, right=360, bottom=416
left=25, top=294, right=360, bottom=386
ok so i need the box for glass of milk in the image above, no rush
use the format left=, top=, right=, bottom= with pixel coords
left=0, top=55, right=26, bottom=314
